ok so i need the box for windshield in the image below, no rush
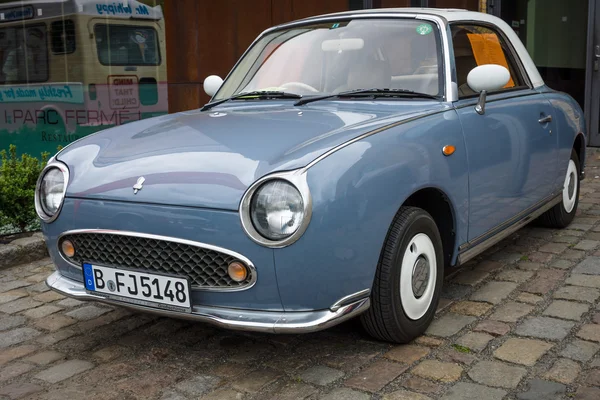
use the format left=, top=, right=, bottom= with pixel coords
left=94, top=24, right=161, bottom=66
left=214, top=18, right=443, bottom=100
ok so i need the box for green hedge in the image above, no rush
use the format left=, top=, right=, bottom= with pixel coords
left=0, top=145, right=49, bottom=233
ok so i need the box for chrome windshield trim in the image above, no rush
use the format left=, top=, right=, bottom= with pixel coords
left=239, top=169, right=312, bottom=248
left=35, top=160, right=70, bottom=223
left=46, top=271, right=370, bottom=334
left=56, top=229, right=257, bottom=292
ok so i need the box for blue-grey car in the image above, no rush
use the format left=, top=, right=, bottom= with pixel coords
left=38, top=9, right=586, bottom=343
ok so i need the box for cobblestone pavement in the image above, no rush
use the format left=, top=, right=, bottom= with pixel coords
left=2, top=151, right=600, bottom=400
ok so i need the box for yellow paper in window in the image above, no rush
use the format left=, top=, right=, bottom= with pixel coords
left=466, top=33, right=515, bottom=88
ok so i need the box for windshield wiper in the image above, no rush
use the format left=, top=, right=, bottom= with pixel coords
left=294, top=88, right=438, bottom=106
left=201, top=91, right=303, bottom=111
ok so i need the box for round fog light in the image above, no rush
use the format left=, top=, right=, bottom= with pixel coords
left=61, top=240, right=75, bottom=258
left=228, top=261, right=248, bottom=282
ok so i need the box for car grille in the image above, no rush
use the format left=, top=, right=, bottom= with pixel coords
left=59, top=232, right=254, bottom=289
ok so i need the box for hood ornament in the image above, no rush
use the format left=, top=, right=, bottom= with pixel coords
left=133, top=177, right=145, bottom=194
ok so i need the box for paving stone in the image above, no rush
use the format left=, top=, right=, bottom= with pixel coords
left=538, top=243, right=569, bottom=254
left=452, top=269, right=489, bottom=286
left=35, top=328, right=77, bottom=346
left=491, top=252, right=523, bottom=264
left=516, top=379, right=566, bottom=400
left=585, top=369, right=600, bottom=386
left=231, top=369, right=280, bottom=393
left=494, top=338, right=553, bottom=366
left=517, top=292, right=544, bottom=304
left=267, top=382, right=317, bottom=400
left=474, top=320, right=510, bottom=336
left=455, top=332, right=494, bottom=352
left=559, top=229, right=586, bottom=237
left=23, top=351, right=64, bottom=365
left=515, top=317, right=575, bottom=340
left=573, top=257, right=600, bottom=275
left=567, top=274, right=600, bottom=288
left=543, top=358, right=581, bottom=384
left=560, top=340, right=600, bottom=362
left=0, top=362, right=34, bottom=381
left=385, top=345, right=430, bottom=364
left=0, top=280, right=29, bottom=293
left=92, top=345, right=127, bottom=362
left=382, top=390, right=432, bottom=400
left=321, top=388, right=370, bottom=400
left=23, top=305, right=62, bottom=319
left=438, top=349, right=477, bottom=366
left=490, top=301, right=535, bottom=322
left=174, top=375, right=222, bottom=396
left=517, top=262, right=543, bottom=271
left=577, top=324, right=600, bottom=342
left=0, top=382, right=43, bottom=399
left=522, top=277, right=561, bottom=294
left=575, top=386, right=600, bottom=400
left=528, top=252, right=555, bottom=263
left=441, top=284, right=471, bottom=300
left=0, top=297, right=42, bottom=314
left=34, top=314, right=76, bottom=332
left=436, top=298, right=453, bottom=313
left=470, top=281, right=517, bottom=304
left=34, top=360, right=94, bottom=383
left=495, top=269, right=533, bottom=283
left=575, top=240, right=600, bottom=251
left=0, top=290, right=27, bottom=305
left=403, top=376, right=441, bottom=394
left=65, top=305, right=111, bottom=321
left=0, top=315, right=26, bottom=331
left=551, top=235, right=580, bottom=244
left=549, top=258, right=575, bottom=269
left=299, top=365, right=344, bottom=386
left=0, top=327, right=41, bottom=348
left=476, top=260, right=504, bottom=272
left=345, top=361, right=409, bottom=392
left=56, top=298, right=83, bottom=308
left=414, top=336, right=444, bottom=347
left=449, top=301, right=492, bottom=317
left=440, top=382, right=506, bottom=400
left=554, top=286, right=600, bottom=303
left=0, top=345, right=37, bottom=366
left=467, top=360, right=526, bottom=388
left=543, top=300, right=589, bottom=320
left=32, top=291, right=64, bottom=303
left=411, top=360, right=462, bottom=382
left=425, top=313, right=475, bottom=337
left=562, top=249, right=587, bottom=261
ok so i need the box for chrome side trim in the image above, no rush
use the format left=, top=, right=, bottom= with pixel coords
left=56, top=229, right=257, bottom=292
left=330, top=288, right=371, bottom=311
left=46, top=271, right=370, bottom=334
left=457, top=193, right=561, bottom=264
left=302, top=109, right=448, bottom=171
left=239, top=169, right=312, bottom=248
left=35, top=160, right=70, bottom=223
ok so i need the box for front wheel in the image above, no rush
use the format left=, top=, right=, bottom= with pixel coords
left=361, top=207, right=444, bottom=343
left=538, top=149, right=580, bottom=228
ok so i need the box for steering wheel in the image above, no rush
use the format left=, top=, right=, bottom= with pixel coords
left=280, top=82, right=319, bottom=93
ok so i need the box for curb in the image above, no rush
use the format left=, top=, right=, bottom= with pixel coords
left=0, top=232, right=48, bottom=270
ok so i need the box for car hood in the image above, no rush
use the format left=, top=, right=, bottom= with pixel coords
left=58, top=101, right=446, bottom=210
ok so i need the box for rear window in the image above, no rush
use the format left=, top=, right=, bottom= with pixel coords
left=94, top=24, right=160, bottom=66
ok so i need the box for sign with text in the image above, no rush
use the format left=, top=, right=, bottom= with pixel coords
left=108, top=75, right=139, bottom=109
left=0, top=6, right=34, bottom=23
left=0, top=83, right=84, bottom=104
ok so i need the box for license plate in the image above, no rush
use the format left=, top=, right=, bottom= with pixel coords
left=83, top=263, right=191, bottom=312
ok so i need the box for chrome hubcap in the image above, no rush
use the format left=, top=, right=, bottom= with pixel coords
left=412, top=256, right=429, bottom=298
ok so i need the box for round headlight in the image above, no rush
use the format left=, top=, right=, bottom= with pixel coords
left=250, top=179, right=304, bottom=241
left=35, top=163, right=68, bottom=222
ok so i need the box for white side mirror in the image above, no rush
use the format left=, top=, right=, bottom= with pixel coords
left=467, top=64, right=510, bottom=92
left=203, top=75, right=224, bottom=97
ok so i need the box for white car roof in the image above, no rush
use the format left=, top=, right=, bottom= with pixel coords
left=297, top=8, right=544, bottom=89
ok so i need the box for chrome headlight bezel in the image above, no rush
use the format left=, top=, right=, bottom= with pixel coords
left=34, top=160, right=69, bottom=223
left=240, top=170, right=312, bottom=248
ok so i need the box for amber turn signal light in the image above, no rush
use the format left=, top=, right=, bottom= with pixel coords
left=228, top=261, right=248, bottom=282
left=61, top=240, right=75, bottom=258
left=442, top=145, right=456, bottom=156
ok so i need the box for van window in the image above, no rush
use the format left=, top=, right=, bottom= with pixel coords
left=51, top=20, right=76, bottom=54
left=94, top=24, right=160, bottom=66
left=0, top=25, right=49, bottom=84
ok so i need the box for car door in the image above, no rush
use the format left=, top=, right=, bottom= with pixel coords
left=451, top=23, right=558, bottom=241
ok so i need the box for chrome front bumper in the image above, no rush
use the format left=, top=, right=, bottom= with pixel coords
left=46, top=271, right=370, bottom=334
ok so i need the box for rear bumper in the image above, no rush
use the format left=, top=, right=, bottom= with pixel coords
left=46, top=271, right=370, bottom=334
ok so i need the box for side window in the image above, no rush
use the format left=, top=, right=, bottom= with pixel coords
left=0, top=25, right=48, bottom=84
left=51, top=20, right=76, bottom=54
left=450, top=24, right=527, bottom=98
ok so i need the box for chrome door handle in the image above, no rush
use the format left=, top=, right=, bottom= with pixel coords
left=538, top=115, right=552, bottom=124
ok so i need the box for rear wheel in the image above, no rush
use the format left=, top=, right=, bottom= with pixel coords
left=361, top=207, right=444, bottom=343
left=538, top=149, right=580, bottom=228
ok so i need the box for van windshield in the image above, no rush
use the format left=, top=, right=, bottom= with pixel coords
left=95, top=24, right=160, bottom=66
left=214, top=18, right=443, bottom=100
